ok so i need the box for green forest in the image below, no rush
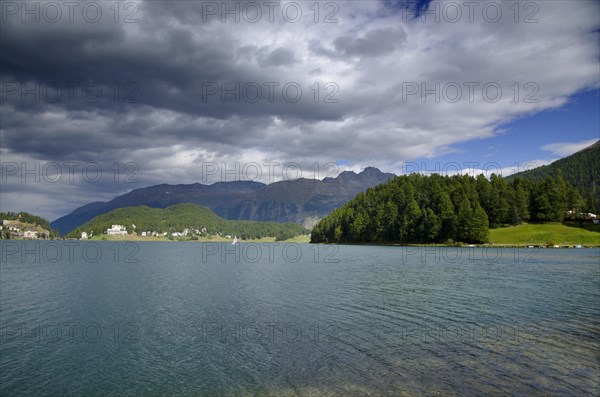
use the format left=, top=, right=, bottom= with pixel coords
left=310, top=173, right=588, bottom=244
left=67, top=203, right=308, bottom=241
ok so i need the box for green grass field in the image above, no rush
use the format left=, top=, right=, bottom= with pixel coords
left=489, top=223, right=600, bottom=246
left=281, top=235, right=311, bottom=243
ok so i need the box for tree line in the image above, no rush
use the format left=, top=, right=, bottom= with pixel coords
left=506, top=140, right=599, bottom=213
left=310, top=173, right=586, bottom=244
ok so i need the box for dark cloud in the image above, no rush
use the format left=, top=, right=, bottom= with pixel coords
left=0, top=0, right=598, bottom=220
left=333, top=27, right=407, bottom=57
left=256, top=47, right=298, bottom=67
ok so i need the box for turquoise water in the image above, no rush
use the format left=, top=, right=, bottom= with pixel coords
left=1, top=241, right=599, bottom=396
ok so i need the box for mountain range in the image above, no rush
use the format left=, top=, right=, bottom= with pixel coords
left=52, top=167, right=395, bottom=235
left=52, top=141, right=599, bottom=237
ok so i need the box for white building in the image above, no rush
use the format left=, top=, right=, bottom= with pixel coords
left=81, top=232, right=89, bottom=240
left=23, top=230, right=38, bottom=239
left=107, top=225, right=127, bottom=235
left=141, top=231, right=147, bottom=237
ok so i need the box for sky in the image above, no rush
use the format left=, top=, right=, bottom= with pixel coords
left=1, top=0, right=599, bottom=221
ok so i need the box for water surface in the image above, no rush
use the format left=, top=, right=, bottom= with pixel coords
left=1, top=242, right=599, bottom=396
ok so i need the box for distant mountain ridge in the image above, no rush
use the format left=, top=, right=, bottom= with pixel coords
left=51, top=167, right=395, bottom=235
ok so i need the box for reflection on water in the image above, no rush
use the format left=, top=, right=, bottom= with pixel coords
left=1, top=242, right=599, bottom=396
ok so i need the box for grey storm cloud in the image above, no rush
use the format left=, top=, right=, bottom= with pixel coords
left=0, top=0, right=599, bottom=220
left=256, top=47, right=298, bottom=67
left=333, top=27, right=407, bottom=57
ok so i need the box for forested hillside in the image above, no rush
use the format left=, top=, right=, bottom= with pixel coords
left=68, top=203, right=308, bottom=241
left=506, top=140, right=599, bottom=212
left=311, top=173, right=585, bottom=244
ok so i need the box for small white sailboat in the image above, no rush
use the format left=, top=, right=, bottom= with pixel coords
left=232, top=235, right=239, bottom=245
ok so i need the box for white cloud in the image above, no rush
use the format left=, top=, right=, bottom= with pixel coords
left=542, top=138, right=598, bottom=157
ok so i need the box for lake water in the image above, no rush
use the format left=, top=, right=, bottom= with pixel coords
left=1, top=241, right=599, bottom=396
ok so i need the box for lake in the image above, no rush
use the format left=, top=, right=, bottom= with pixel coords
left=1, top=241, right=599, bottom=396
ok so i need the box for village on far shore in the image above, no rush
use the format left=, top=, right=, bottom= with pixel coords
left=0, top=219, right=52, bottom=240
left=79, top=224, right=233, bottom=241
left=1, top=219, right=244, bottom=243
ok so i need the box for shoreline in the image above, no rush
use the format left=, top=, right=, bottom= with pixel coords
left=4, top=238, right=597, bottom=248
left=307, top=242, right=600, bottom=248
